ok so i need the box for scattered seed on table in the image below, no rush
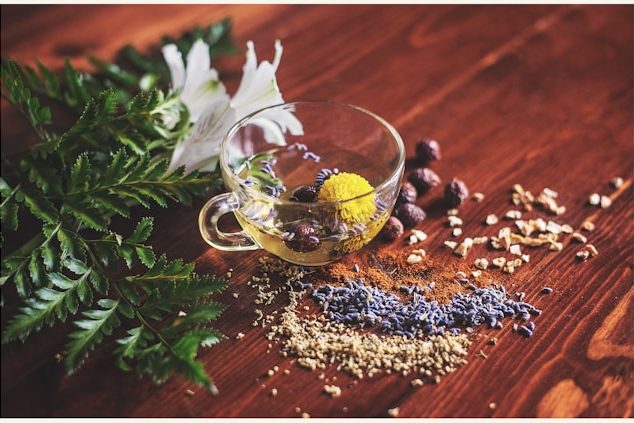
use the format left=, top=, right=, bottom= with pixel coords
left=581, top=221, right=595, bottom=231
left=387, top=407, right=400, bottom=418
left=588, top=193, right=600, bottom=206
left=610, top=177, right=624, bottom=188
left=510, top=244, right=522, bottom=256
left=406, top=254, right=423, bottom=264
left=485, top=214, right=499, bottom=225
left=474, top=258, right=489, bottom=270
left=448, top=216, right=463, bottom=227
left=505, top=210, right=522, bottom=220
left=586, top=244, right=599, bottom=256
left=541, top=287, right=553, bottom=295
left=411, top=229, right=428, bottom=242
left=185, top=389, right=195, bottom=397
left=489, top=402, right=497, bottom=410
left=323, top=384, right=342, bottom=398
left=444, top=240, right=458, bottom=250
left=270, top=388, right=278, bottom=397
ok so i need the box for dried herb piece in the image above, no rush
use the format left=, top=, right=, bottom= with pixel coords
left=395, top=203, right=426, bottom=228
left=444, top=178, right=469, bottom=207
left=381, top=216, right=404, bottom=240
left=415, top=139, right=441, bottom=163
left=284, top=221, right=321, bottom=252
left=408, top=168, right=441, bottom=195
left=290, top=185, right=316, bottom=202
left=396, top=182, right=417, bottom=205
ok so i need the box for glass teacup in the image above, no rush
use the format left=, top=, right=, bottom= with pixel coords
left=199, top=101, right=405, bottom=266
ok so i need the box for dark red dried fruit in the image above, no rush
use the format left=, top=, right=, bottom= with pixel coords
left=408, top=168, right=441, bottom=195
left=284, top=221, right=321, bottom=252
left=416, top=139, right=441, bottom=163
left=396, top=182, right=417, bottom=205
left=395, top=203, right=426, bottom=228
left=444, top=178, right=469, bottom=207
left=290, top=185, right=316, bottom=202
left=381, top=216, right=404, bottom=241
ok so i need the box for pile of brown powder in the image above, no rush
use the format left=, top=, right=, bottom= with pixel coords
left=316, top=249, right=494, bottom=304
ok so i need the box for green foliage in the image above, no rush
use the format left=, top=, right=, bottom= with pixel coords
left=1, top=60, right=53, bottom=141
left=162, top=17, right=239, bottom=58
left=65, top=298, right=125, bottom=373
left=0, top=18, right=237, bottom=393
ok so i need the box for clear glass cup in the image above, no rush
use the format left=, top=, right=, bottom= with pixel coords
left=199, top=101, right=405, bottom=266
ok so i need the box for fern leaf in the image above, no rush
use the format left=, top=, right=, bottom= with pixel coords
left=129, top=217, right=153, bottom=243
left=2, top=268, right=95, bottom=343
left=65, top=298, right=122, bottom=373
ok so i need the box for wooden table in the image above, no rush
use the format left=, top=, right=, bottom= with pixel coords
left=1, top=4, right=632, bottom=418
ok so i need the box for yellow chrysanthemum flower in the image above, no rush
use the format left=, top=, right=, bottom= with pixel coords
left=317, top=172, right=376, bottom=224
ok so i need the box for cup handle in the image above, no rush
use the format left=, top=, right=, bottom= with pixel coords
left=198, top=192, right=260, bottom=251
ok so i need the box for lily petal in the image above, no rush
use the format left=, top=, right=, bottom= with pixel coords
left=167, top=99, right=236, bottom=173
left=230, top=40, right=304, bottom=143
left=161, top=44, right=186, bottom=90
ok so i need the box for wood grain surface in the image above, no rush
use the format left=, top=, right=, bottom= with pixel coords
left=1, top=4, right=632, bottom=418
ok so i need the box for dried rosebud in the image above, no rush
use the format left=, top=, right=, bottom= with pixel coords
left=284, top=221, right=321, bottom=252
left=381, top=216, right=404, bottom=241
left=290, top=185, right=316, bottom=202
left=408, top=168, right=441, bottom=195
left=395, top=203, right=426, bottom=228
left=396, top=182, right=417, bottom=205
left=444, top=178, right=469, bottom=207
left=416, top=139, right=441, bottom=163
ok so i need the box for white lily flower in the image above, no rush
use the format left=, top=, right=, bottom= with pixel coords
left=166, top=39, right=303, bottom=173
left=230, top=40, right=303, bottom=145
left=162, top=39, right=229, bottom=122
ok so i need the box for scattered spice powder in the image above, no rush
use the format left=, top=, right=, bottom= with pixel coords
left=323, top=251, right=493, bottom=304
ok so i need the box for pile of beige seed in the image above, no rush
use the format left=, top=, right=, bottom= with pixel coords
left=268, top=302, right=470, bottom=380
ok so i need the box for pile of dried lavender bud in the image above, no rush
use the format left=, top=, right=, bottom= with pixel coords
left=312, top=279, right=541, bottom=337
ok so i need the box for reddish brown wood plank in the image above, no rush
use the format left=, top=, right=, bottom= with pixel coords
left=1, top=4, right=632, bottom=418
